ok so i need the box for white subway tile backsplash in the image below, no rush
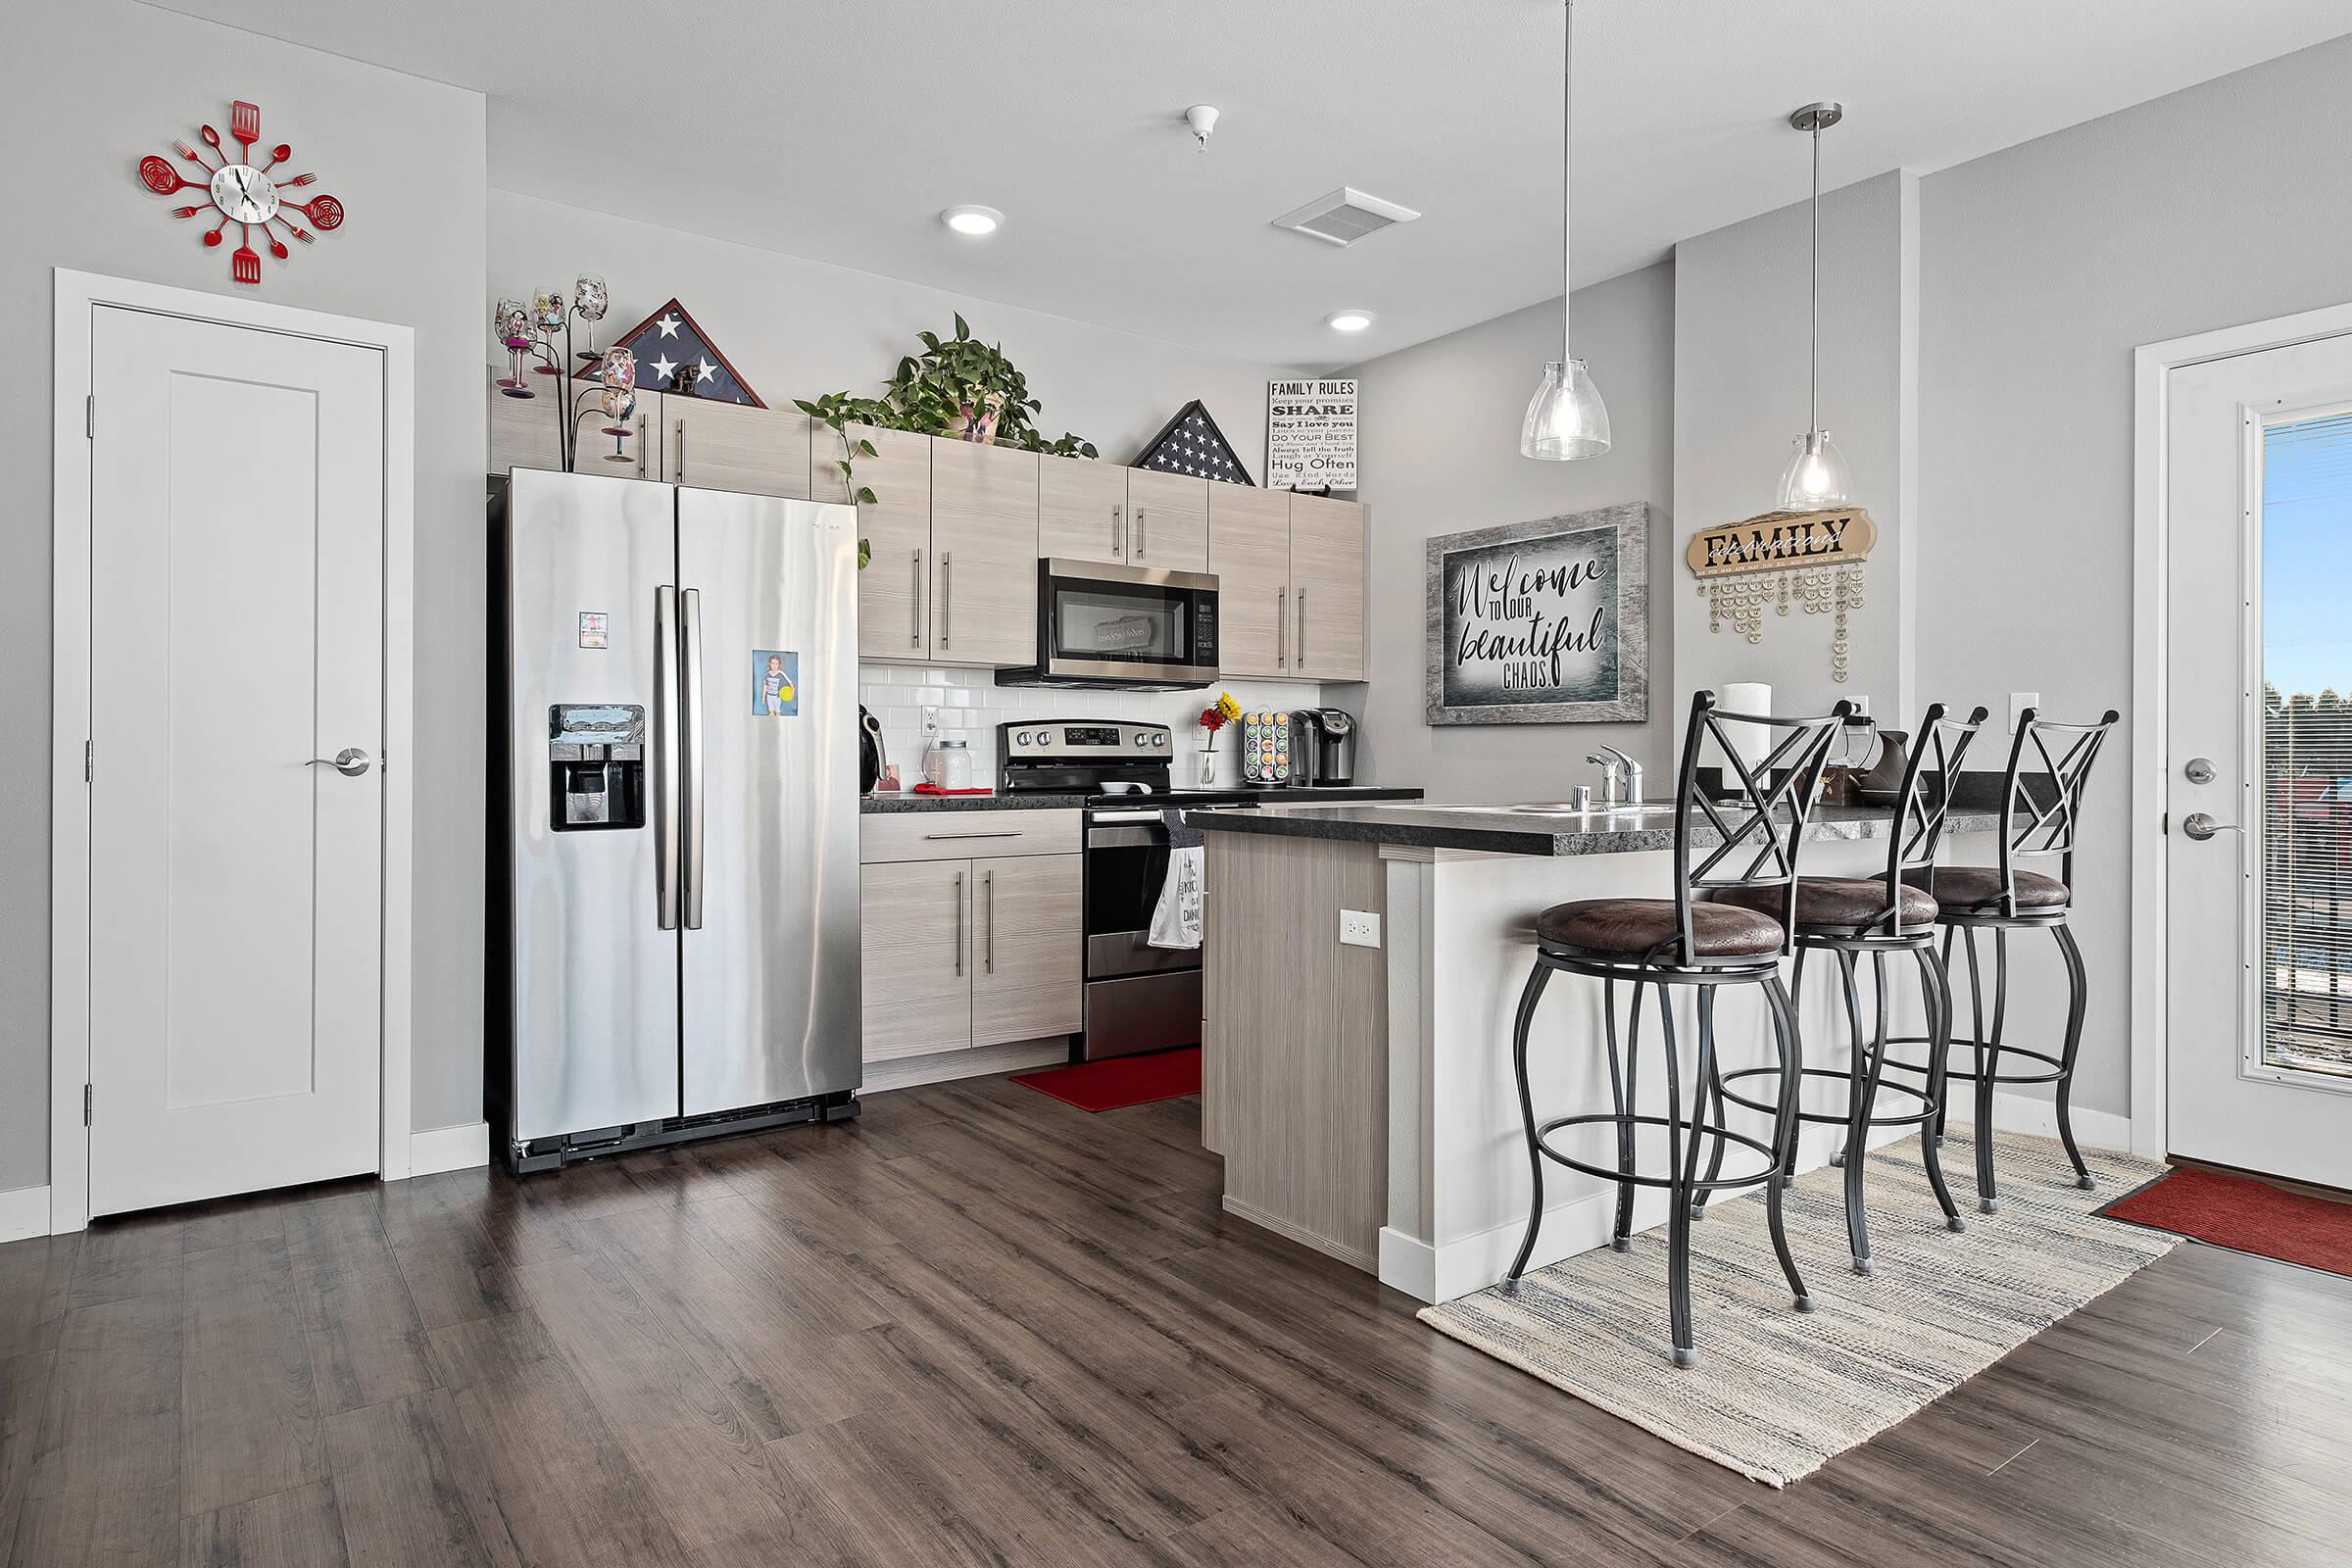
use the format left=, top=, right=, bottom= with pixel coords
left=858, top=664, right=1332, bottom=787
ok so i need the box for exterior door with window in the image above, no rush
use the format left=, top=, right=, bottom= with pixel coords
left=2166, top=332, right=2352, bottom=1189
left=84, top=305, right=386, bottom=1215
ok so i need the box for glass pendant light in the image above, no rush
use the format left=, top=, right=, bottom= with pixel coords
left=1521, top=0, right=1609, bottom=461
left=1776, top=101, right=1849, bottom=510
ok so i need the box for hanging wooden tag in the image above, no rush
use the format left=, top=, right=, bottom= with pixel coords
left=1685, top=508, right=1877, bottom=579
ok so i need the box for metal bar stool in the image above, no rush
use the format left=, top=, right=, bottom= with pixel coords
left=1700, top=704, right=1988, bottom=1274
left=1880, top=708, right=2120, bottom=1211
left=1504, top=690, right=1851, bottom=1367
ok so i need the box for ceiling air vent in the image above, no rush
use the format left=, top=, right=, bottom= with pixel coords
left=1271, top=186, right=1421, bottom=247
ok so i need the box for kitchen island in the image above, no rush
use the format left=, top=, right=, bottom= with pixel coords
left=1192, top=800, right=2000, bottom=1303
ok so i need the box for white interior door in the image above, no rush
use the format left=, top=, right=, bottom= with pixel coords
left=85, top=305, right=385, bottom=1216
left=2166, top=330, right=2352, bottom=1189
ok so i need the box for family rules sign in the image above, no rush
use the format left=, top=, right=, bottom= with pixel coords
left=1424, top=502, right=1652, bottom=725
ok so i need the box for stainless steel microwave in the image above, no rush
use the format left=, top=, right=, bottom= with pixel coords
left=995, top=559, right=1220, bottom=691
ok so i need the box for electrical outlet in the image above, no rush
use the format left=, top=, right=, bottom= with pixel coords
left=1340, top=909, right=1382, bottom=949
left=2008, top=692, right=2039, bottom=734
left=921, top=706, right=942, bottom=738
left=1847, top=694, right=1872, bottom=717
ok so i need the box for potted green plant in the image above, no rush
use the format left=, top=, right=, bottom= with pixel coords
left=798, top=316, right=1099, bottom=556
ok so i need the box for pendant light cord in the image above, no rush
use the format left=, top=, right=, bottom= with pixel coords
left=1561, top=0, right=1574, bottom=366
left=1808, top=120, right=1821, bottom=437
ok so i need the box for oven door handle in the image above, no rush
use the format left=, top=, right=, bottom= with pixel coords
left=1087, top=825, right=1173, bottom=850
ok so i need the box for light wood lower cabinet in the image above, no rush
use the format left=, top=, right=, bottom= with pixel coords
left=858, top=860, right=974, bottom=1062
left=970, top=855, right=1083, bottom=1047
left=858, top=824, right=1081, bottom=1066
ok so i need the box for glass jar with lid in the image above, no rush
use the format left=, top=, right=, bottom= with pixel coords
left=923, top=738, right=974, bottom=790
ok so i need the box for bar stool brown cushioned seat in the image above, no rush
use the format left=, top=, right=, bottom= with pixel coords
left=1714, top=877, right=1941, bottom=929
left=1901, top=865, right=2070, bottom=911
left=1535, top=900, right=1783, bottom=958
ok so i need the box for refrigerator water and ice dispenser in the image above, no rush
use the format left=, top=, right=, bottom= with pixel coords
left=547, top=704, right=647, bottom=830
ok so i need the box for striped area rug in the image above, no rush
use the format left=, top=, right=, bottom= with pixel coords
left=1420, top=1130, right=2173, bottom=1487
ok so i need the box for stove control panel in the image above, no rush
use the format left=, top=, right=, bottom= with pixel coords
left=1002, top=721, right=1171, bottom=759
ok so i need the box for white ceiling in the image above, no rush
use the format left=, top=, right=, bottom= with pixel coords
left=156, top=0, right=2352, bottom=368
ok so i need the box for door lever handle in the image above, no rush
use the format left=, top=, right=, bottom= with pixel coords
left=308, top=748, right=371, bottom=777
left=2180, top=811, right=2243, bottom=842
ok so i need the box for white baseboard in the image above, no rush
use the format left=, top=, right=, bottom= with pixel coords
left=407, top=1121, right=490, bottom=1178
left=863, top=1038, right=1070, bottom=1094
left=0, top=1184, right=52, bottom=1244
left=1942, top=1090, right=2132, bottom=1153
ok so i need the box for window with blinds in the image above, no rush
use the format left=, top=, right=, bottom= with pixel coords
left=2260, top=409, right=2352, bottom=1077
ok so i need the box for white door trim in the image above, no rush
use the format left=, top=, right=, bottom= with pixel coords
left=2131, top=298, right=2352, bottom=1166
left=48, top=269, right=416, bottom=1232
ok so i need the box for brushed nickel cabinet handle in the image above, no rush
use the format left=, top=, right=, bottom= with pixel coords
left=1298, top=589, right=1307, bottom=667
left=922, top=829, right=1022, bottom=841
left=911, top=549, right=923, bottom=647
left=635, top=415, right=649, bottom=477
left=1136, top=507, right=1147, bottom=561
left=673, top=418, right=686, bottom=479
left=1110, top=503, right=1122, bottom=559
left=984, top=869, right=996, bottom=974
left=1276, top=589, right=1287, bottom=669
left=954, top=869, right=965, bottom=977
left=942, top=552, right=954, bottom=648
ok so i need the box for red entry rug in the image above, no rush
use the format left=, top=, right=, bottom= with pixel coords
left=1012, top=1047, right=1200, bottom=1112
left=2100, top=1164, right=2352, bottom=1278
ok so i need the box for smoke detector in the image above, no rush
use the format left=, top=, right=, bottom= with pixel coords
left=1271, top=186, right=1421, bottom=247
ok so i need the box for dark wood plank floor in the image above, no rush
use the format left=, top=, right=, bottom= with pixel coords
left=4, top=1074, right=2348, bottom=1567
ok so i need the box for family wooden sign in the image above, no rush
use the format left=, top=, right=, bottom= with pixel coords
left=1685, top=507, right=1877, bottom=578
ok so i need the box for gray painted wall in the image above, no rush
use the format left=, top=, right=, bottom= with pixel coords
left=1341, top=264, right=1677, bottom=799
left=1673, top=171, right=1918, bottom=729
left=491, top=192, right=1295, bottom=493
left=4, top=1, right=487, bottom=1193
left=1915, top=33, right=2352, bottom=1117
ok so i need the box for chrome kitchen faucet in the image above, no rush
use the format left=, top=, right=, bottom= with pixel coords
left=1587, top=745, right=1643, bottom=808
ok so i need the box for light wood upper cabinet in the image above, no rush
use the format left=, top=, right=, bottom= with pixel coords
left=661, top=398, right=812, bottom=499
left=859, top=859, right=973, bottom=1062
left=1207, top=485, right=1294, bottom=677
left=929, top=441, right=1040, bottom=667
left=1126, top=468, right=1209, bottom=573
left=825, top=424, right=933, bottom=661
left=488, top=367, right=661, bottom=479
left=1038, top=452, right=1130, bottom=566
left=970, top=854, right=1083, bottom=1048
left=1287, top=494, right=1366, bottom=681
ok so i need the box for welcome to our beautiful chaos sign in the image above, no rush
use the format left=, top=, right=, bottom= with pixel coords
left=1424, top=502, right=1652, bottom=725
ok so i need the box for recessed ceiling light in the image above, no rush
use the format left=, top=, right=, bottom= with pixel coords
left=1327, top=310, right=1376, bottom=333
left=941, top=205, right=1004, bottom=236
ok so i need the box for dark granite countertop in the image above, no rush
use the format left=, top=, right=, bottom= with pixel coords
left=860, top=791, right=1090, bottom=813
left=1187, top=800, right=2000, bottom=858
left=861, top=784, right=1424, bottom=814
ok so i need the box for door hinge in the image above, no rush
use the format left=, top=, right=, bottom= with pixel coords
left=84, top=740, right=93, bottom=782
left=82, top=1084, right=92, bottom=1125
left=85, top=395, right=95, bottom=439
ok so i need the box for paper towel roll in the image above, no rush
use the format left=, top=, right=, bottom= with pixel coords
left=1720, top=682, right=1773, bottom=770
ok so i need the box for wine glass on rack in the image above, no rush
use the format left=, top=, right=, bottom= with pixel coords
left=494, top=298, right=534, bottom=398
left=572, top=273, right=609, bottom=365
left=598, top=347, right=638, bottom=464
left=531, top=288, right=567, bottom=375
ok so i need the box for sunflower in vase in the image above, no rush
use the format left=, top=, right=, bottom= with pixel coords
left=1195, top=693, right=1242, bottom=786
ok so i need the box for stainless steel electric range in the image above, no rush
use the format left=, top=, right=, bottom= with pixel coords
left=998, top=720, right=1420, bottom=1060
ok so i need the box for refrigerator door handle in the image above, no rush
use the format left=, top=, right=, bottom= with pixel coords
left=655, top=584, right=681, bottom=930
left=681, top=585, right=707, bottom=931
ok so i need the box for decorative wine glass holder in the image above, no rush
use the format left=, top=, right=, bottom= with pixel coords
left=491, top=274, right=620, bottom=471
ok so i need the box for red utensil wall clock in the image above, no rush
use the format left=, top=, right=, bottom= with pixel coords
left=137, top=99, right=346, bottom=285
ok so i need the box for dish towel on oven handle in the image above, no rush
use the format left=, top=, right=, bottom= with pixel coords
left=1149, top=808, right=1205, bottom=950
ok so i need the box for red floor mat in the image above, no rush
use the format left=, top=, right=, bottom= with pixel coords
left=2101, top=1165, right=2352, bottom=1277
left=1012, top=1047, right=1200, bottom=1112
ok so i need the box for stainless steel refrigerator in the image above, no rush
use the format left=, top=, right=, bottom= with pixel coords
left=489, top=468, right=861, bottom=1171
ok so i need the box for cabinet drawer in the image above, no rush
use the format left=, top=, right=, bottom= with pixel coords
left=859, top=808, right=1081, bottom=864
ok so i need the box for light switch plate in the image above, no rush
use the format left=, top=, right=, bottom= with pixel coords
left=2009, top=692, right=2039, bottom=734
left=1340, top=909, right=1382, bottom=949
